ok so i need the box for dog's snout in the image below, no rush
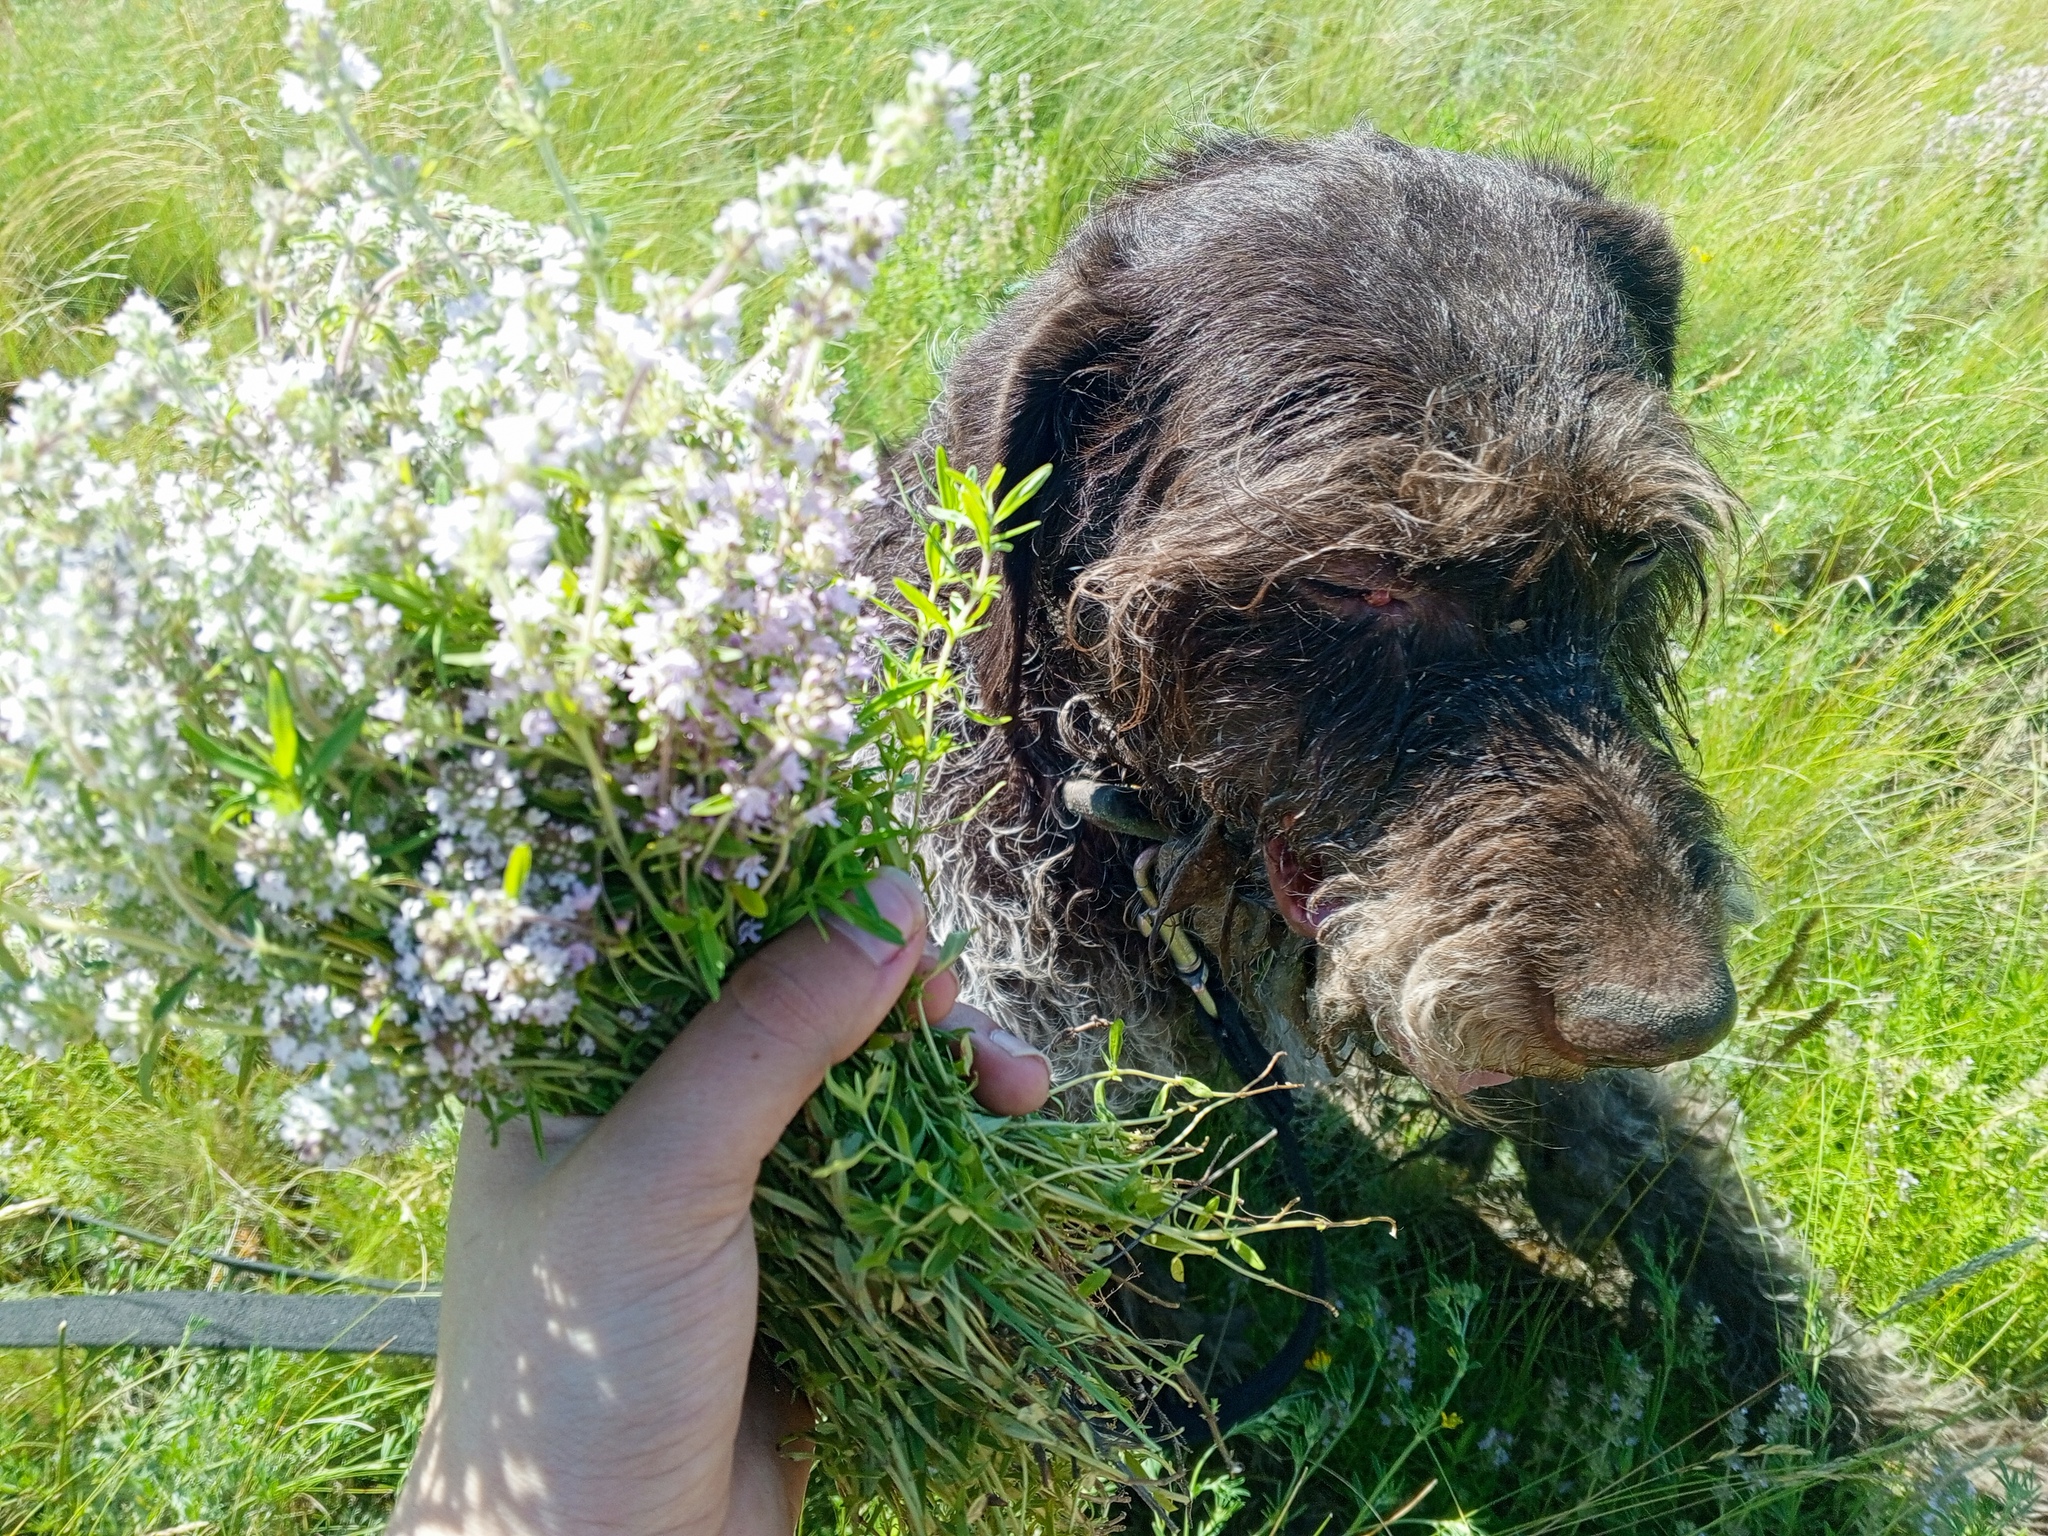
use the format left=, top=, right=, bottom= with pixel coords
left=1553, top=959, right=1737, bottom=1066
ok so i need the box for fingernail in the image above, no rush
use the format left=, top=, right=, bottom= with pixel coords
left=987, top=1027, right=1049, bottom=1065
left=826, top=867, right=924, bottom=966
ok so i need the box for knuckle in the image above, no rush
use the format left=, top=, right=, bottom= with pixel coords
left=722, top=942, right=887, bottom=1064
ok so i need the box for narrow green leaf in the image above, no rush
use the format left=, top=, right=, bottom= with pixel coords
left=135, top=1018, right=168, bottom=1105
left=686, top=917, right=730, bottom=993
left=994, top=462, right=1052, bottom=524
left=234, top=1031, right=262, bottom=1097
left=151, top=967, right=201, bottom=1021
left=891, top=578, right=949, bottom=632
left=823, top=881, right=907, bottom=949
left=266, top=670, right=298, bottom=781
left=865, top=677, right=938, bottom=711
left=301, top=701, right=368, bottom=782
left=962, top=483, right=993, bottom=544
left=178, top=721, right=277, bottom=787
left=209, top=792, right=258, bottom=833
left=503, top=842, right=534, bottom=900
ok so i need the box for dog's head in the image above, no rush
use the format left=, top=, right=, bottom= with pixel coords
left=921, top=131, right=1740, bottom=1102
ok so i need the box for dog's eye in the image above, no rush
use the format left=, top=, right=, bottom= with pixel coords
left=1299, top=578, right=1414, bottom=622
left=1621, top=544, right=1662, bottom=582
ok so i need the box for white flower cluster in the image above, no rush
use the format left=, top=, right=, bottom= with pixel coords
left=1929, top=58, right=2048, bottom=202
left=0, top=2, right=978, bottom=1162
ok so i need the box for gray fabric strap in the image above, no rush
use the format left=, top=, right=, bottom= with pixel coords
left=0, top=1291, right=439, bottom=1355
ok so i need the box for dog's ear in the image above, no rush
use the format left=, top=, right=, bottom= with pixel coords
left=937, top=245, right=1141, bottom=735
left=1575, top=199, right=1684, bottom=387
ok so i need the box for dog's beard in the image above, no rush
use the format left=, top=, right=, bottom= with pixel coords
left=1310, top=883, right=1588, bottom=1108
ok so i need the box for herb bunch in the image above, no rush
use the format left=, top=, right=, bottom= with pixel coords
left=0, top=0, right=975, bottom=1161
left=0, top=5, right=1348, bottom=1529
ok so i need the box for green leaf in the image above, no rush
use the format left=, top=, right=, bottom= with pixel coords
left=209, top=792, right=258, bottom=833
left=503, top=842, right=534, bottom=900
left=1074, top=1266, right=1112, bottom=1299
left=825, top=880, right=907, bottom=950
left=178, top=721, right=277, bottom=788
left=136, top=1018, right=168, bottom=1105
left=685, top=917, right=730, bottom=993
left=941, top=466, right=991, bottom=543
left=301, top=702, right=368, bottom=783
left=234, top=1032, right=262, bottom=1097
left=864, top=677, right=937, bottom=712
left=266, top=670, right=298, bottom=781
left=152, top=967, right=201, bottom=1022
left=891, top=578, right=949, bottom=633
left=994, top=462, right=1052, bottom=526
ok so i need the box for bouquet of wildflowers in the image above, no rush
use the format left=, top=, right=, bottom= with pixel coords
left=0, top=0, right=975, bottom=1159
left=0, top=4, right=1347, bottom=1527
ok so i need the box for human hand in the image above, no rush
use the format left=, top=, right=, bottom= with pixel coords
left=386, top=867, right=1050, bottom=1536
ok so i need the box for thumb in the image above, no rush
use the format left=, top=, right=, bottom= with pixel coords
left=596, top=866, right=929, bottom=1188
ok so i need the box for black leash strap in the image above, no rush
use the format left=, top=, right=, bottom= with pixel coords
left=1126, top=830, right=1335, bottom=1437
left=1166, top=948, right=1333, bottom=1434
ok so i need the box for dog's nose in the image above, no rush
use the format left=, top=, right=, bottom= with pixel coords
left=1552, top=959, right=1737, bottom=1066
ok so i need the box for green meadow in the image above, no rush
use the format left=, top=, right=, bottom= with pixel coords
left=5, top=0, right=2048, bottom=1528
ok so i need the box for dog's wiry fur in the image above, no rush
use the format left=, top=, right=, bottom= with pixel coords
left=860, top=130, right=2044, bottom=1498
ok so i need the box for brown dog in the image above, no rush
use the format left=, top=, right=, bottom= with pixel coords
left=862, top=129, right=2037, bottom=1493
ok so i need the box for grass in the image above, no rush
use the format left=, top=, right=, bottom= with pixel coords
left=5, top=0, right=2048, bottom=1528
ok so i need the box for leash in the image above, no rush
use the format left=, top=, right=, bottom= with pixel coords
left=1063, top=780, right=1336, bottom=1436
left=0, top=1290, right=438, bottom=1354
left=0, top=1186, right=439, bottom=1356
